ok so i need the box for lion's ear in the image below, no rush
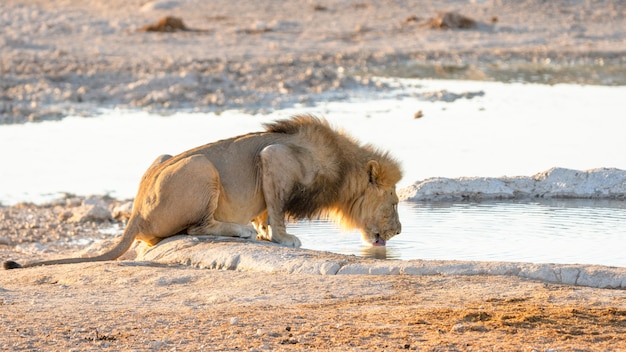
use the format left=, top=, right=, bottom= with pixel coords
left=367, top=160, right=380, bottom=185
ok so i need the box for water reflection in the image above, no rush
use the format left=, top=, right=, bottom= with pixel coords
left=359, top=245, right=405, bottom=260
left=289, top=200, right=626, bottom=267
left=359, top=246, right=388, bottom=259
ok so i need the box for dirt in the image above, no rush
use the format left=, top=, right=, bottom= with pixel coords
left=1, top=262, right=625, bottom=351
left=1, top=0, right=625, bottom=123
left=0, top=197, right=128, bottom=264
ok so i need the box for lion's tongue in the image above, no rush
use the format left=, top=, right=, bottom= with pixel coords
left=373, top=238, right=386, bottom=246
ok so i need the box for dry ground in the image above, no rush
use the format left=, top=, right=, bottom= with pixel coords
left=2, top=262, right=626, bottom=351
left=2, top=0, right=625, bottom=122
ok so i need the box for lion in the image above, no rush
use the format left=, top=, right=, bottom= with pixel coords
left=4, top=115, right=402, bottom=269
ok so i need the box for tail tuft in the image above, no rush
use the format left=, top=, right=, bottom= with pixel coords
left=3, top=261, right=22, bottom=270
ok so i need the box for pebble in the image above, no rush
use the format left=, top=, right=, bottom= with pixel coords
left=451, top=323, right=468, bottom=332
left=149, top=341, right=164, bottom=349
left=68, top=204, right=112, bottom=223
left=112, top=201, right=133, bottom=221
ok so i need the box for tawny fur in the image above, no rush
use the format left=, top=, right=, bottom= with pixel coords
left=4, top=115, right=402, bottom=269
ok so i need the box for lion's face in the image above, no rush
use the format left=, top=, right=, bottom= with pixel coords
left=360, top=185, right=401, bottom=246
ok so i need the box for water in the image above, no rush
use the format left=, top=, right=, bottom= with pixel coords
left=290, top=200, right=626, bottom=267
left=1, top=79, right=625, bottom=266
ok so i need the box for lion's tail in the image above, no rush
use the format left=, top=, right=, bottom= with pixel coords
left=3, top=217, right=142, bottom=270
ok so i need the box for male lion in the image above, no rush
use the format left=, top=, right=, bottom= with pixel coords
left=4, top=115, right=402, bottom=269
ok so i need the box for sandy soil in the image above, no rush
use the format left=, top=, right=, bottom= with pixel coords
left=2, top=261, right=626, bottom=351
left=2, top=0, right=626, bottom=350
left=1, top=0, right=625, bottom=123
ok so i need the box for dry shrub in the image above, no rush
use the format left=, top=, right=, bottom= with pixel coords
left=426, top=11, right=477, bottom=29
left=140, top=16, right=188, bottom=32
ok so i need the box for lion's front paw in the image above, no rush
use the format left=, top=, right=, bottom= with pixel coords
left=278, top=234, right=302, bottom=248
left=262, top=226, right=302, bottom=248
left=239, top=226, right=258, bottom=239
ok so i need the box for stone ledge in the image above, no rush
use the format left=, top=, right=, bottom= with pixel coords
left=399, top=167, right=626, bottom=202
left=136, top=235, right=626, bottom=289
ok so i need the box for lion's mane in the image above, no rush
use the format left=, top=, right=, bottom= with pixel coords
left=264, top=115, right=402, bottom=230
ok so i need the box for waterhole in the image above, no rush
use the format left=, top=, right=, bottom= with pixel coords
left=2, top=79, right=624, bottom=266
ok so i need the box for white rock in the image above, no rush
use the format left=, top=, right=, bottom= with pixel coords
left=82, top=195, right=106, bottom=207
left=140, top=0, right=181, bottom=12
left=112, top=201, right=133, bottom=221
left=451, top=323, right=468, bottom=332
left=399, top=167, right=626, bottom=201
left=134, top=236, right=626, bottom=289
left=68, top=204, right=112, bottom=223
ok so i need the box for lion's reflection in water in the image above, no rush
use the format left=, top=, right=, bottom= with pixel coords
left=360, top=246, right=393, bottom=260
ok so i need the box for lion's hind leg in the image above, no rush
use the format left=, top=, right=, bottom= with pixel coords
left=187, top=219, right=258, bottom=239
left=180, top=156, right=258, bottom=240
left=140, top=154, right=257, bottom=242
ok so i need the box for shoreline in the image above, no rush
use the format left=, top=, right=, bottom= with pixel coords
left=3, top=50, right=624, bottom=124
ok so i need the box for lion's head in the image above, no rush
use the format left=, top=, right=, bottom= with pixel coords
left=330, top=151, right=403, bottom=246
left=355, top=159, right=402, bottom=246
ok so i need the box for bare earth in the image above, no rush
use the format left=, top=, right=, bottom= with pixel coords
left=2, top=0, right=626, bottom=350
left=2, top=262, right=626, bottom=351
left=1, top=0, right=625, bottom=123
